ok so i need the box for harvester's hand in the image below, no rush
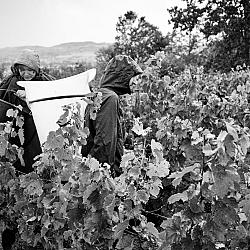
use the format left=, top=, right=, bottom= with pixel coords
left=16, top=90, right=26, bottom=100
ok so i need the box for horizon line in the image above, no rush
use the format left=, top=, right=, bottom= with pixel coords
left=0, top=41, right=113, bottom=50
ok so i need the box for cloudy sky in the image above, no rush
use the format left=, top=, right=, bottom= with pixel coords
left=0, top=0, right=183, bottom=48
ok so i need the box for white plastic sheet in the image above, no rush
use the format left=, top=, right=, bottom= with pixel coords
left=17, top=68, right=96, bottom=144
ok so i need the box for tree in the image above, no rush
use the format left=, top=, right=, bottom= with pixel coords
left=114, top=11, right=168, bottom=63
left=168, top=0, right=250, bottom=71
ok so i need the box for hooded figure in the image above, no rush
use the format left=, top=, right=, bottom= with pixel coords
left=0, top=49, right=55, bottom=173
left=81, top=55, right=143, bottom=175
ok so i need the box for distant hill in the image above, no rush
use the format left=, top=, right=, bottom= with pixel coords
left=0, top=41, right=111, bottom=65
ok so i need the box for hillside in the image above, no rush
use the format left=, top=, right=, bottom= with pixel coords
left=0, top=41, right=111, bottom=65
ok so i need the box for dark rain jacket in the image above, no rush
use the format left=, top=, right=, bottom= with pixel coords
left=81, top=55, right=142, bottom=173
left=0, top=65, right=55, bottom=173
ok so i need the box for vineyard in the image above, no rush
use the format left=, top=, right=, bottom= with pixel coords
left=1, top=51, right=250, bottom=250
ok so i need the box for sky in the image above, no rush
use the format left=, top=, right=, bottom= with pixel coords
left=0, top=0, right=184, bottom=48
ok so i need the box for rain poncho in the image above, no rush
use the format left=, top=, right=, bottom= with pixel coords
left=81, top=55, right=143, bottom=174
left=0, top=49, right=55, bottom=173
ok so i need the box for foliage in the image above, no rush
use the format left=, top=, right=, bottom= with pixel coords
left=95, top=11, right=204, bottom=79
left=114, top=11, right=168, bottom=63
left=168, top=0, right=250, bottom=71
left=95, top=11, right=169, bottom=78
left=0, top=91, right=165, bottom=249
left=2, top=51, right=250, bottom=250
left=120, top=52, right=250, bottom=249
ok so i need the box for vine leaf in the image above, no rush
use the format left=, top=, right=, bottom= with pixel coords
left=26, top=216, right=36, bottom=223
left=57, top=109, right=70, bottom=126
left=203, top=143, right=218, bottom=156
left=189, top=196, right=203, bottom=213
left=54, top=148, right=74, bottom=164
left=168, top=191, right=188, bottom=204
left=0, top=163, right=15, bottom=187
left=136, top=189, right=150, bottom=204
left=6, top=109, right=18, bottom=118
left=128, top=166, right=141, bottom=178
left=114, top=219, right=129, bottom=239
left=87, top=157, right=100, bottom=172
left=82, top=182, right=98, bottom=203
left=79, top=127, right=90, bottom=145
left=21, top=177, right=43, bottom=196
left=224, top=134, right=236, bottom=157
left=191, top=130, right=203, bottom=145
left=168, top=164, right=199, bottom=188
left=17, top=147, right=25, bottom=166
left=18, top=128, right=25, bottom=145
left=63, top=230, right=73, bottom=241
left=116, top=233, right=135, bottom=250
left=120, top=152, right=135, bottom=170
left=146, top=222, right=159, bottom=238
left=103, top=194, right=116, bottom=218
left=41, top=195, right=55, bottom=209
left=239, top=194, right=250, bottom=219
left=211, top=165, right=240, bottom=198
left=45, top=131, right=64, bottom=149
left=151, top=139, right=163, bottom=161
left=132, top=118, right=151, bottom=136
left=16, top=115, right=24, bottom=128
left=147, top=160, right=170, bottom=178
left=0, top=135, right=8, bottom=156
left=149, top=179, right=162, bottom=197
left=239, top=134, right=250, bottom=155
left=4, top=122, right=12, bottom=134
left=160, top=217, right=183, bottom=244
left=217, top=130, right=228, bottom=143
left=225, top=122, right=238, bottom=141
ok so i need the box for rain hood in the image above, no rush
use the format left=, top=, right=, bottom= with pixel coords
left=100, top=55, right=143, bottom=95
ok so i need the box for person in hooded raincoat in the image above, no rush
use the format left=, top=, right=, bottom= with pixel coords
left=81, top=55, right=143, bottom=175
left=0, top=49, right=55, bottom=174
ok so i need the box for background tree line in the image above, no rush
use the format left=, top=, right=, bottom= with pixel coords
left=97, top=0, right=250, bottom=76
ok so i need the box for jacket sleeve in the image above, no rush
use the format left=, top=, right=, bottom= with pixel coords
left=89, top=94, right=118, bottom=166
